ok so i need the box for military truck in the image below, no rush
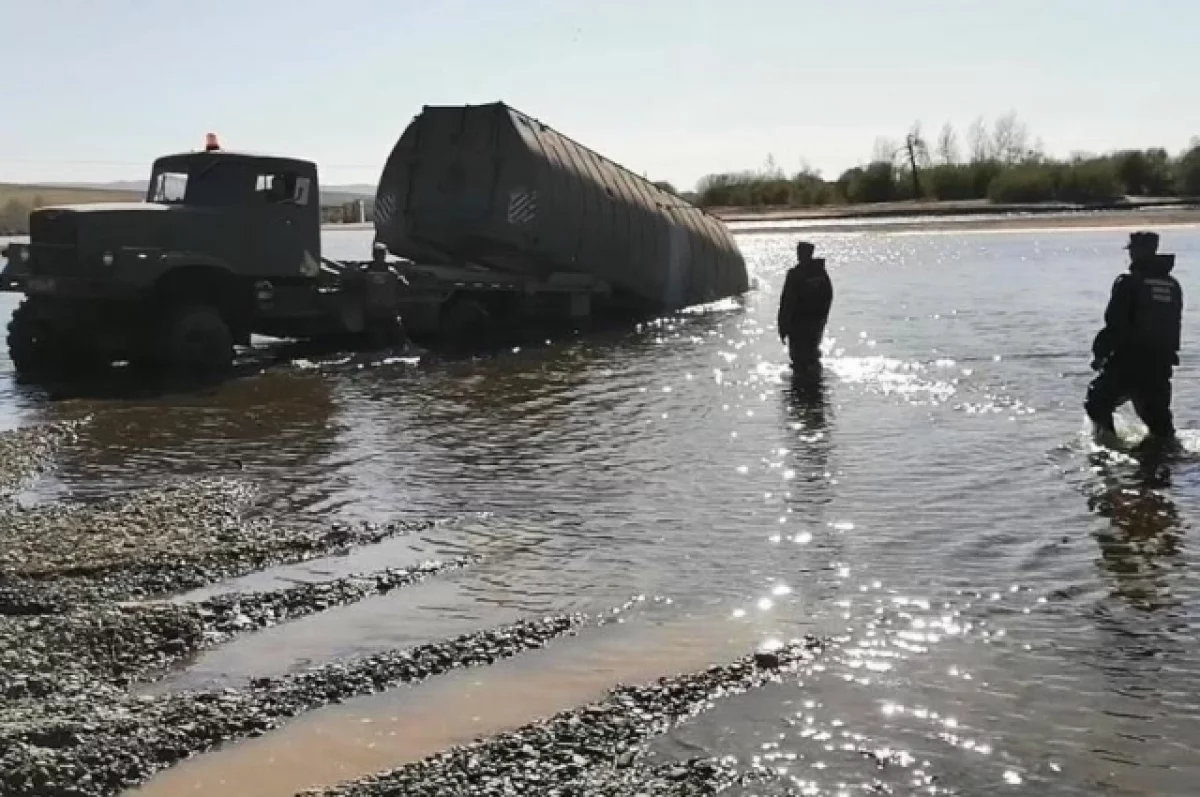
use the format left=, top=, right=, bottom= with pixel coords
left=0, top=138, right=603, bottom=379
left=0, top=136, right=408, bottom=379
left=1, top=104, right=749, bottom=380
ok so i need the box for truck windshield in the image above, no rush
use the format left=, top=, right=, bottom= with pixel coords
left=147, top=162, right=245, bottom=207
left=149, top=171, right=188, bottom=204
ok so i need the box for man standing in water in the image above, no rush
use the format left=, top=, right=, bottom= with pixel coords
left=1085, top=231, right=1183, bottom=445
left=778, top=241, right=834, bottom=371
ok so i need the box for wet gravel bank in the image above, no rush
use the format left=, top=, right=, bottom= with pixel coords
left=0, top=615, right=584, bottom=797
left=297, top=638, right=824, bottom=797
left=0, top=558, right=477, bottom=699
left=0, top=476, right=437, bottom=613
left=0, top=419, right=83, bottom=501
left=0, top=517, right=437, bottom=614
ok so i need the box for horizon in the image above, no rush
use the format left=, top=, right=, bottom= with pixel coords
left=3, top=0, right=1200, bottom=192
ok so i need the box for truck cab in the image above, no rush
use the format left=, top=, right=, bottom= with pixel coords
left=143, top=146, right=323, bottom=280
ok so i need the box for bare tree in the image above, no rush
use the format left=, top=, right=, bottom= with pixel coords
left=991, top=111, right=1029, bottom=164
left=904, top=122, right=929, bottom=197
left=936, top=122, right=959, bottom=164
left=967, top=116, right=990, bottom=162
left=1027, top=136, right=1046, bottom=163
left=871, top=136, right=900, bottom=164
left=795, top=157, right=821, bottom=179
left=761, top=153, right=783, bottom=178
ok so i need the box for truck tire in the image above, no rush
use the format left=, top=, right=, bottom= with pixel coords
left=7, top=299, right=107, bottom=377
left=162, top=304, right=234, bottom=377
left=364, top=314, right=407, bottom=349
left=439, top=297, right=491, bottom=342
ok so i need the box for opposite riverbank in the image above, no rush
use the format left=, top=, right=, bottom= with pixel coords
left=718, top=203, right=1200, bottom=235
left=320, top=200, right=1200, bottom=236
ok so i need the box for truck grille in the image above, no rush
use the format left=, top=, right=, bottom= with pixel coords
left=28, top=210, right=79, bottom=273
left=29, top=210, right=78, bottom=246
left=29, top=244, right=78, bottom=274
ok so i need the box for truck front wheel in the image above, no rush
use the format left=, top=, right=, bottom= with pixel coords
left=7, top=299, right=106, bottom=378
left=161, top=304, right=234, bottom=378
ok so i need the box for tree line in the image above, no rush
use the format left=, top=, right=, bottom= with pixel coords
left=694, top=112, right=1200, bottom=209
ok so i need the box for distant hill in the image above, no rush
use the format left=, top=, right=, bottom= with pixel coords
left=0, top=183, right=141, bottom=205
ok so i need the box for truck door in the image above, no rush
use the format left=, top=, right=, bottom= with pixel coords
left=253, top=170, right=321, bottom=278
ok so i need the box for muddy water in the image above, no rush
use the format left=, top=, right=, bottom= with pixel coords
left=6, top=224, right=1200, bottom=795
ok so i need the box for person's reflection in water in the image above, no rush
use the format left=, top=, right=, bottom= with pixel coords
left=1087, top=450, right=1185, bottom=619
left=781, top=363, right=833, bottom=498
left=783, top=363, right=829, bottom=436
left=1082, top=449, right=1190, bottom=738
left=779, top=364, right=839, bottom=603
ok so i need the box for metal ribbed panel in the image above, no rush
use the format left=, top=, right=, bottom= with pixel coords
left=374, top=102, right=748, bottom=311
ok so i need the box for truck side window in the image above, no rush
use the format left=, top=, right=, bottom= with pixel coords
left=255, top=173, right=310, bottom=205
left=292, top=177, right=311, bottom=206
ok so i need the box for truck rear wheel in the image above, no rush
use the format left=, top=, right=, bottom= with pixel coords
left=439, top=297, right=492, bottom=341
left=364, top=314, right=407, bottom=349
left=161, top=304, right=234, bottom=378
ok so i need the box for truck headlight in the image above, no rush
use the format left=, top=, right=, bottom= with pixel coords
left=101, top=251, right=115, bottom=267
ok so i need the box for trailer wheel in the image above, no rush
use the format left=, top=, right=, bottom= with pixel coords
left=162, top=304, right=234, bottom=378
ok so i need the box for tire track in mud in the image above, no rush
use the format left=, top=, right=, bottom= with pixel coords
left=2, top=615, right=586, bottom=797
left=295, top=639, right=826, bottom=797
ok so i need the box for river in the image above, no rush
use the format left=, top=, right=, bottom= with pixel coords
left=3, top=222, right=1199, bottom=795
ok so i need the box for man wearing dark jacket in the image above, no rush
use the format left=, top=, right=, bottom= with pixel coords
left=778, top=241, right=833, bottom=370
left=1085, top=231, right=1183, bottom=442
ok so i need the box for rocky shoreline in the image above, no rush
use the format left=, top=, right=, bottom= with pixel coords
left=1, top=558, right=477, bottom=695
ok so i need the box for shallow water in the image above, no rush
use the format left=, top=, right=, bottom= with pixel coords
left=5, top=223, right=1200, bottom=795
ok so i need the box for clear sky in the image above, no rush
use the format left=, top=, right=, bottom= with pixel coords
left=3, top=0, right=1198, bottom=191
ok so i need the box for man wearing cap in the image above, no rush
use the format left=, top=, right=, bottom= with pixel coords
left=1085, top=230, right=1183, bottom=443
left=778, top=241, right=834, bottom=371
